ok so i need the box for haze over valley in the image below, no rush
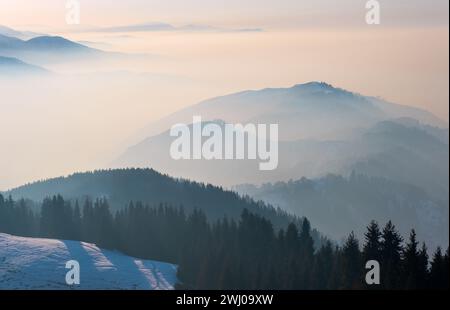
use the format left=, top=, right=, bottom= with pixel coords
left=1, top=1, right=449, bottom=290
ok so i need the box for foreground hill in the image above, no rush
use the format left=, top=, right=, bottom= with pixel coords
left=3, top=168, right=306, bottom=231
left=0, top=233, right=177, bottom=290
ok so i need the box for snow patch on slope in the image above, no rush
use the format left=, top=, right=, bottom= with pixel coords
left=0, top=233, right=177, bottom=290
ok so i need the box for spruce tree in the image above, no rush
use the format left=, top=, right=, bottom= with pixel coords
left=430, top=247, right=446, bottom=289
left=380, top=221, right=403, bottom=289
left=417, top=243, right=430, bottom=288
left=363, top=220, right=382, bottom=262
left=298, top=219, right=314, bottom=289
left=341, top=232, right=362, bottom=289
left=402, top=230, right=420, bottom=289
left=444, top=248, right=449, bottom=289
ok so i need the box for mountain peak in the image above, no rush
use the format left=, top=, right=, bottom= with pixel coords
left=27, top=35, right=70, bottom=42
left=0, top=25, right=42, bottom=40
left=1, top=33, right=95, bottom=53
left=299, top=81, right=334, bottom=88
left=26, top=36, right=86, bottom=49
left=294, top=81, right=335, bottom=90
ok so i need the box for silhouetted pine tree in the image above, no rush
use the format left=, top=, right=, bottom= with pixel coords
left=402, top=230, right=422, bottom=289
left=1, top=193, right=448, bottom=290
left=341, top=232, right=362, bottom=289
left=284, top=223, right=300, bottom=289
left=444, top=248, right=450, bottom=289
left=298, top=218, right=314, bottom=289
left=430, top=247, right=447, bottom=289
left=362, top=221, right=382, bottom=289
left=380, top=221, right=403, bottom=289
left=417, top=243, right=430, bottom=289
left=312, top=241, right=335, bottom=289
left=72, top=200, right=82, bottom=240
left=363, top=220, right=382, bottom=263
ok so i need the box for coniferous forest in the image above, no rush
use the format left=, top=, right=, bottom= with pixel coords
left=0, top=193, right=448, bottom=290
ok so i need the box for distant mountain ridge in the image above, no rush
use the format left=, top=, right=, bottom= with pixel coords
left=114, top=118, right=448, bottom=201
left=114, top=83, right=448, bottom=202
left=234, top=173, right=449, bottom=252
left=0, top=33, right=97, bottom=53
left=133, top=82, right=446, bottom=143
left=0, top=56, right=49, bottom=75
left=0, top=32, right=103, bottom=64
left=0, top=25, right=43, bottom=40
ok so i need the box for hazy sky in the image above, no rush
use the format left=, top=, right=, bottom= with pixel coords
left=0, top=0, right=449, bottom=189
left=0, top=0, right=448, bottom=119
left=0, top=0, right=448, bottom=29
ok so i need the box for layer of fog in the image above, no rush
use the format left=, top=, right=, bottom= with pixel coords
left=1, top=27, right=448, bottom=190
left=0, top=72, right=219, bottom=190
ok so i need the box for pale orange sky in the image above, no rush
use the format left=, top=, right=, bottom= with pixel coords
left=1, top=0, right=448, bottom=120
left=0, top=0, right=448, bottom=29
left=0, top=0, right=448, bottom=189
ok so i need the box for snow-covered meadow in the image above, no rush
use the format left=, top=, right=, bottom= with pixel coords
left=0, top=233, right=178, bottom=290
